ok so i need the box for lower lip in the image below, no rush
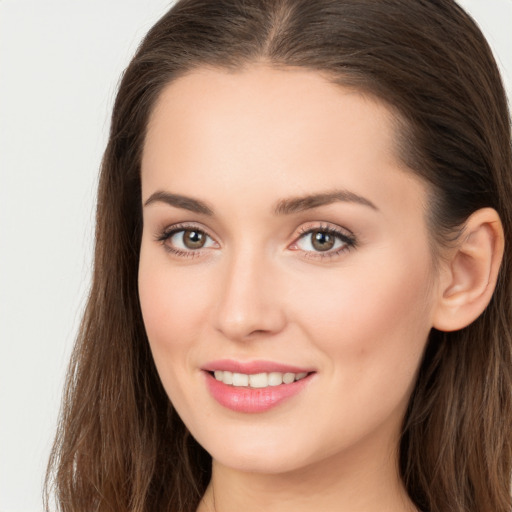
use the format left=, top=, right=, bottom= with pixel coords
left=204, top=371, right=314, bottom=413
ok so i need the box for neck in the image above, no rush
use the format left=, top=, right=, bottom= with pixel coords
left=197, top=434, right=418, bottom=512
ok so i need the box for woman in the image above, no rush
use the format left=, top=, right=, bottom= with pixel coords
left=45, top=1, right=512, bottom=511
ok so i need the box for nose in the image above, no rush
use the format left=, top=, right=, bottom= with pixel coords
left=213, top=249, right=287, bottom=342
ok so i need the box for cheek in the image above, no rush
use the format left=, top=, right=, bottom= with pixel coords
left=138, top=251, right=212, bottom=371
left=290, top=248, right=434, bottom=383
left=138, top=255, right=220, bottom=422
left=285, top=255, right=434, bottom=446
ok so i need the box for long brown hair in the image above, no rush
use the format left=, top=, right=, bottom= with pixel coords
left=45, top=1, right=512, bottom=511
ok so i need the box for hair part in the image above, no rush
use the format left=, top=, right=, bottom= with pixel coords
left=45, top=1, right=512, bottom=511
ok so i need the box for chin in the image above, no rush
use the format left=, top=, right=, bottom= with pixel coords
left=211, top=447, right=310, bottom=475
left=194, top=425, right=324, bottom=475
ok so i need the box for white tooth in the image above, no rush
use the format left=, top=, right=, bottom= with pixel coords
left=249, top=373, right=268, bottom=388
left=268, top=372, right=283, bottom=386
left=216, top=371, right=307, bottom=387
left=283, top=372, right=296, bottom=384
left=232, top=372, right=249, bottom=387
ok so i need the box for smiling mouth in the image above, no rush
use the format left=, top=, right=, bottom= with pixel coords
left=204, top=366, right=315, bottom=412
left=209, top=370, right=310, bottom=388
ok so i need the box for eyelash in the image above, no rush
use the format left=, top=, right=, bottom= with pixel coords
left=293, top=224, right=357, bottom=259
left=155, top=222, right=357, bottom=260
left=155, top=223, right=216, bottom=259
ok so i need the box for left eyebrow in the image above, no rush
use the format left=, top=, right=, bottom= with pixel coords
left=273, top=189, right=378, bottom=215
left=143, top=191, right=214, bottom=215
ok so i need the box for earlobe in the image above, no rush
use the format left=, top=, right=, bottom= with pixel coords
left=432, top=208, right=504, bottom=332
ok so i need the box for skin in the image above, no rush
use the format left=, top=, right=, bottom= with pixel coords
left=138, top=64, right=444, bottom=512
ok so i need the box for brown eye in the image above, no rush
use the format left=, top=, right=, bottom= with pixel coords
left=182, top=229, right=206, bottom=249
left=293, top=226, right=355, bottom=256
left=160, top=226, right=217, bottom=254
left=310, top=230, right=335, bottom=251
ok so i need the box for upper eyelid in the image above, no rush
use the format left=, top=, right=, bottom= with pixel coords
left=155, top=221, right=356, bottom=247
left=292, top=226, right=356, bottom=248
left=294, top=222, right=355, bottom=239
left=297, top=224, right=347, bottom=234
left=156, top=222, right=216, bottom=240
left=156, top=221, right=351, bottom=234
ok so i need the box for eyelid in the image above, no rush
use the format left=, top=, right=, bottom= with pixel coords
left=155, top=221, right=217, bottom=241
left=154, top=221, right=220, bottom=257
left=154, top=220, right=356, bottom=260
left=292, top=221, right=355, bottom=242
left=288, top=222, right=357, bottom=258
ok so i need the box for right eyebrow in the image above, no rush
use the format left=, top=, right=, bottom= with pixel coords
left=273, top=189, right=378, bottom=215
left=143, top=191, right=214, bottom=215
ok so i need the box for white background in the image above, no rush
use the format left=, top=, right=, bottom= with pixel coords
left=0, top=1, right=510, bottom=511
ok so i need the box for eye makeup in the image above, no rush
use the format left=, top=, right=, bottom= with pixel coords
left=154, top=221, right=357, bottom=261
left=155, top=222, right=218, bottom=259
left=290, top=223, right=357, bottom=260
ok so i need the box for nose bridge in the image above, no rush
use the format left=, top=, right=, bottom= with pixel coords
left=214, top=242, right=286, bottom=341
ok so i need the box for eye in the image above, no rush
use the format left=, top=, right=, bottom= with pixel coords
left=171, top=229, right=212, bottom=250
left=157, top=224, right=218, bottom=256
left=291, top=225, right=356, bottom=257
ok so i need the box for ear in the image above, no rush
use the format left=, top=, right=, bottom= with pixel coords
left=432, top=207, right=504, bottom=332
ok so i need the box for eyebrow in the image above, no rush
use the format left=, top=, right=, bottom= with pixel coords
left=273, top=190, right=378, bottom=215
left=143, top=188, right=378, bottom=216
left=144, top=191, right=214, bottom=215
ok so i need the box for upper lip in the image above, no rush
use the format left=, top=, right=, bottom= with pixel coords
left=201, top=359, right=315, bottom=374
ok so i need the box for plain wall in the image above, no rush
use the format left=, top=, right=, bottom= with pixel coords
left=0, top=1, right=510, bottom=511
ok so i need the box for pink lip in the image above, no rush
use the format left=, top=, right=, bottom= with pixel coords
left=202, top=359, right=314, bottom=374
left=202, top=359, right=316, bottom=414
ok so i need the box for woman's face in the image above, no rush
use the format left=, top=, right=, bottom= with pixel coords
left=139, top=65, right=441, bottom=475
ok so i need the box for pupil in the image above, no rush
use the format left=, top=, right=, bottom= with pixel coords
left=183, top=230, right=205, bottom=249
left=312, top=231, right=335, bottom=251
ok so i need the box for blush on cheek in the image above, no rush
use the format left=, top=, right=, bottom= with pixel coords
left=139, top=263, right=212, bottom=353
left=294, top=255, right=433, bottom=364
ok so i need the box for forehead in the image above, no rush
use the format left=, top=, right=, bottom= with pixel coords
left=141, top=64, right=426, bottom=223
left=143, top=64, right=400, bottom=171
